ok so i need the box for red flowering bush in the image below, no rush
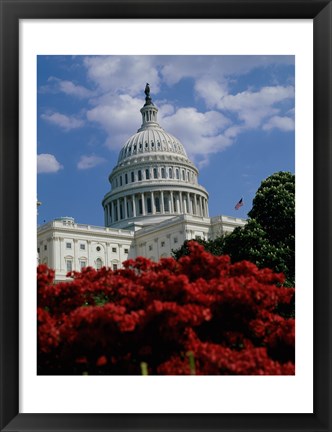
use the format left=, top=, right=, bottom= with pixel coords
left=37, top=242, right=295, bottom=375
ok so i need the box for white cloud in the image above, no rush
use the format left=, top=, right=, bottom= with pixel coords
left=84, top=56, right=161, bottom=96
left=41, top=76, right=93, bottom=98
left=37, top=154, right=63, bottom=174
left=57, top=79, right=92, bottom=98
left=77, top=155, right=107, bottom=170
left=262, top=115, right=295, bottom=132
left=80, top=56, right=295, bottom=165
left=86, top=94, right=143, bottom=150
left=160, top=106, right=232, bottom=160
left=41, top=112, right=84, bottom=131
left=218, top=85, right=294, bottom=129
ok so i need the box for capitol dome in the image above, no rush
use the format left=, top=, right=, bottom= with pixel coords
left=102, top=85, right=209, bottom=229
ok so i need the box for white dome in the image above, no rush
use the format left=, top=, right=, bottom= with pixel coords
left=102, top=86, right=209, bottom=229
left=118, top=127, right=188, bottom=163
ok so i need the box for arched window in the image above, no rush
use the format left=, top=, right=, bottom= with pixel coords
left=96, top=258, right=103, bottom=270
left=131, top=172, right=135, bottom=182
left=161, top=168, right=166, bottom=178
left=138, top=170, right=142, bottom=181
left=153, top=168, right=158, bottom=179
left=145, top=169, right=150, bottom=180
left=169, top=168, right=173, bottom=178
left=176, top=169, right=180, bottom=179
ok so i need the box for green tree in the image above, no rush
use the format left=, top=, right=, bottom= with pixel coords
left=223, top=171, right=295, bottom=286
left=172, top=236, right=225, bottom=260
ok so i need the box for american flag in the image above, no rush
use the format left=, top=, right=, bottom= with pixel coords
left=235, top=198, right=244, bottom=210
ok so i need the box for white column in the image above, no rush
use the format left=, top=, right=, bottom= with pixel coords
left=73, top=239, right=78, bottom=271
left=132, top=195, right=137, bottom=217
left=206, top=199, right=209, bottom=217
left=106, top=204, right=110, bottom=224
left=179, top=192, right=183, bottom=213
left=151, top=191, right=156, bottom=214
left=199, top=196, right=203, bottom=217
left=193, top=194, right=197, bottom=215
left=161, top=191, right=165, bottom=213
left=170, top=191, right=174, bottom=213
left=124, top=196, right=128, bottom=219
left=141, top=193, right=146, bottom=215
left=117, top=199, right=120, bottom=220
left=111, top=201, right=115, bottom=222
left=188, top=193, right=193, bottom=214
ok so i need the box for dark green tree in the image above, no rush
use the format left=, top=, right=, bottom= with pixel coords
left=172, top=236, right=225, bottom=260
left=223, top=171, right=295, bottom=286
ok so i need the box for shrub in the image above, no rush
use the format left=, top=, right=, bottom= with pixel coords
left=37, top=242, right=295, bottom=375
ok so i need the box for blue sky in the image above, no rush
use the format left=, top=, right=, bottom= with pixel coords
left=37, top=55, right=295, bottom=226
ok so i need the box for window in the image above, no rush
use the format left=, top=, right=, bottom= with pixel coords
left=124, top=248, right=129, bottom=254
left=174, top=237, right=178, bottom=244
left=80, top=244, right=85, bottom=250
left=66, top=260, right=73, bottom=272
left=161, top=168, right=166, bottom=178
left=120, top=176, right=123, bottom=186
left=80, top=260, right=87, bottom=270
left=138, top=170, right=142, bottom=181
left=149, top=245, right=153, bottom=251
left=96, top=258, right=103, bottom=270
left=66, top=242, right=71, bottom=249
left=44, top=245, right=47, bottom=251
left=145, top=169, right=150, bottom=180
left=164, top=195, right=169, bottom=212
left=176, top=169, right=180, bottom=179
left=147, top=197, right=152, bottom=214
left=131, top=172, right=135, bottom=182
left=37, top=247, right=40, bottom=253
left=153, top=168, right=158, bottom=179
left=155, top=196, right=160, bottom=213
left=112, top=264, right=118, bottom=271
left=169, top=168, right=173, bottom=178
left=112, top=247, right=117, bottom=253
left=96, top=246, right=101, bottom=252
left=125, top=173, right=128, bottom=184
left=182, top=170, right=185, bottom=180
left=161, top=241, right=165, bottom=248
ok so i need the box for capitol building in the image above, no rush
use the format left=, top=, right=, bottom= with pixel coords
left=37, top=87, right=246, bottom=282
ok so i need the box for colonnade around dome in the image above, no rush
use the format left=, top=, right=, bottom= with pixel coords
left=104, top=189, right=209, bottom=227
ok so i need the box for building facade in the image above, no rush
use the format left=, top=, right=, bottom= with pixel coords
left=37, top=88, right=246, bottom=281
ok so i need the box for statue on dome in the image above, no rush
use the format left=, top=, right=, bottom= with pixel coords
left=144, top=83, right=153, bottom=106
left=144, top=83, right=150, bottom=97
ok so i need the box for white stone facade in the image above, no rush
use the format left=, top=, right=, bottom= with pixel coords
left=37, top=90, right=246, bottom=282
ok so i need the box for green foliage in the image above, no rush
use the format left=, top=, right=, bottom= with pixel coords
left=173, top=171, right=295, bottom=287
left=172, top=236, right=225, bottom=260
left=223, top=171, right=295, bottom=286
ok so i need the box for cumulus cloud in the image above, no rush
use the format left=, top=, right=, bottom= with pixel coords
left=262, top=115, right=295, bottom=132
left=77, top=155, right=107, bottom=170
left=219, top=85, right=294, bottom=129
left=44, top=55, right=294, bottom=166
left=86, top=94, right=143, bottom=149
left=41, top=112, right=84, bottom=131
left=37, top=154, right=63, bottom=174
left=84, top=56, right=161, bottom=96
left=160, top=106, right=232, bottom=160
left=40, top=76, right=93, bottom=98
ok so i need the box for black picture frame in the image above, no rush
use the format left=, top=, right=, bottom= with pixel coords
left=1, top=1, right=331, bottom=431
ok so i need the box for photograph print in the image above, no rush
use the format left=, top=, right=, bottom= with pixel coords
left=37, top=55, right=295, bottom=375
